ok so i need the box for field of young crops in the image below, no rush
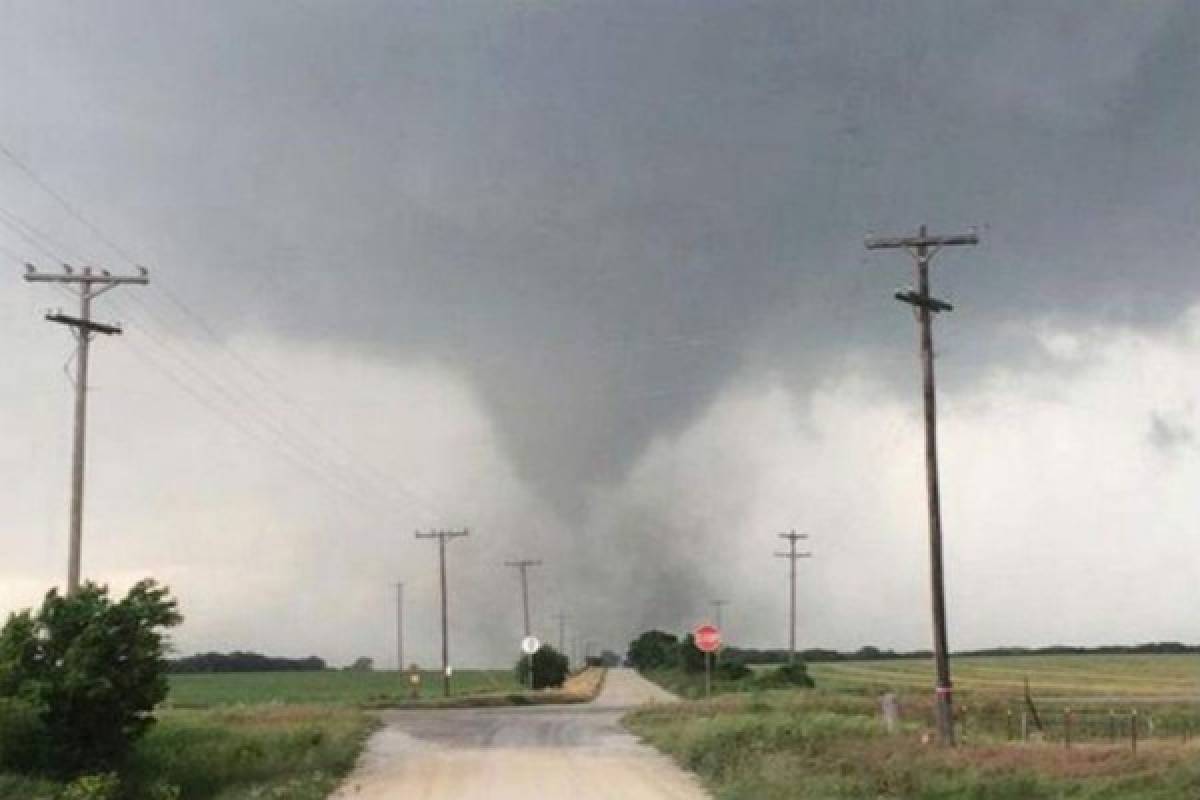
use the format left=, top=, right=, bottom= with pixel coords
left=167, top=669, right=520, bottom=708
left=805, top=654, right=1200, bottom=700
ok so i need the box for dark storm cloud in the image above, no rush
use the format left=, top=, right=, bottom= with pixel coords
left=3, top=0, right=1198, bottom=516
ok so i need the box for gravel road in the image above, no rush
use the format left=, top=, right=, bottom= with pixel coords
left=331, top=668, right=709, bottom=799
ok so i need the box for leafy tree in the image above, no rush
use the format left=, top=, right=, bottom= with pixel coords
left=515, top=645, right=569, bottom=689
left=679, top=634, right=707, bottom=674
left=626, top=630, right=680, bottom=670
left=0, top=580, right=181, bottom=776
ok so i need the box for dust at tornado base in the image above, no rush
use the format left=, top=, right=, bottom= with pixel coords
left=331, top=668, right=709, bottom=800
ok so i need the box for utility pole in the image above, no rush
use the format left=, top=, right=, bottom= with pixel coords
left=415, top=529, right=468, bottom=696
left=866, top=224, right=978, bottom=747
left=711, top=599, right=727, bottom=630
left=24, top=263, right=149, bottom=595
left=395, top=582, right=405, bottom=671
left=710, top=599, right=728, bottom=664
left=504, top=559, right=542, bottom=637
left=554, top=612, right=568, bottom=656
left=775, top=532, right=811, bottom=666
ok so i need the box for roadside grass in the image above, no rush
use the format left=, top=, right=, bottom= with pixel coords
left=626, top=690, right=1200, bottom=800
left=167, top=669, right=521, bottom=709
left=0, top=705, right=375, bottom=800
left=643, top=666, right=811, bottom=705
left=641, top=667, right=765, bottom=700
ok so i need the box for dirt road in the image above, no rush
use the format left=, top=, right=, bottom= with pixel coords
left=331, top=668, right=709, bottom=799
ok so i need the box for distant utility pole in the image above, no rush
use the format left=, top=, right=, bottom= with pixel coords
left=415, top=529, right=469, bottom=696
left=504, top=559, right=542, bottom=637
left=866, top=224, right=978, bottom=747
left=710, top=600, right=728, bottom=663
left=774, top=532, right=811, bottom=666
left=395, top=582, right=405, bottom=671
left=554, top=612, right=568, bottom=656
left=24, top=263, right=149, bottom=595
left=711, top=599, right=728, bottom=630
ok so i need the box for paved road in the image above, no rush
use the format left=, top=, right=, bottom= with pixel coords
left=332, top=668, right=709, bottom=800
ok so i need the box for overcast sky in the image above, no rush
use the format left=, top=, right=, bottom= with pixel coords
left=0, top=1, right=1198, bottom=667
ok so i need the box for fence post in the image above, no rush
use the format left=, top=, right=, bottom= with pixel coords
left=1064, top=708, right=1072, bottom=749
left=1021, top=711, right=1028, bottom=742
left=1108, top=710, right=1116, bottom=744
left=1006, top=709, right=1013, bottom=741
left=1131, top=710, right=1138, bottom=755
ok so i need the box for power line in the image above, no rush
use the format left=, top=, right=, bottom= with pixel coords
left=0, top=139, right=439, bottom=520
left=105, top=294, right=407, bottom=512
left=0, top=141, right=138, bottom=266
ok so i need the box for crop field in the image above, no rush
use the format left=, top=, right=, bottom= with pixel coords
left=167, top=669, right=520, bottom=708
left=804, top=654, right=1200, bottom=701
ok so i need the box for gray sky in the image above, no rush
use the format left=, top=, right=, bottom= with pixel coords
left=0, top=1, right=1198, bottom=667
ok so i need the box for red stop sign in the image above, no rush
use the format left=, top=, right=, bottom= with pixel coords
left=694, top=623, right=721, bottom=653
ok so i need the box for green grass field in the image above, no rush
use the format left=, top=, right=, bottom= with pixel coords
left=0, top=706, right=375, bottom=800
left=167, top=669, right=520, bottom=708
left=805, top=654, right=1200, bottom=700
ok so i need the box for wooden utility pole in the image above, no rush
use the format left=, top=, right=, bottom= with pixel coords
left=395, top=582, right=405, bottom=671
left=415, top=529, right=468, bottom=696
left=774, top=532, right=811, bottom=665
left=865, top=224, right=978, bottom=746
left=711, top=599, right=727, bottom=630
left=504, top=559, right=542, bottom=637
left=554, top=612, right=568, bottom=657
left=24, top=263, right=149, bottom=594
left=710, top=599, right=728, bottom=663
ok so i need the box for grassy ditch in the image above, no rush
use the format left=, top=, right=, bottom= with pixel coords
left=641, top=663, right=812, bottom=700
left=0, top=705, right=375, bottom=800
left=625, top=689, right=1200, bottom=800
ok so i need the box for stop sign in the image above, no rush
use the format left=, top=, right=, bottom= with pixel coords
left=694, top=623, right=721, bottom=653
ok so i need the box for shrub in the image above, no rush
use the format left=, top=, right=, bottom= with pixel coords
left=0, top=580, right=181, bottom=776
left=714, top=658, right=752, bottom=681
left=515, top=645, right=569, bottom=689
left=679, top=634, right=707, bottom=674
left=752, top=662, right=815, bottom=689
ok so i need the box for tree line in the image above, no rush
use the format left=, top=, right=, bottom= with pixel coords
left=168, top=651, right=327, bottom=673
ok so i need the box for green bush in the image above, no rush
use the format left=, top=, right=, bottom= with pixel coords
left=752, top=663, right=815, bottom=689
left=679, top=635, right=707, bottom=674
left=714, top=658, right=752, bottom=681
left=515, top=645, right=569, bottom=689
left=0, top=580, right=181, bottom=776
